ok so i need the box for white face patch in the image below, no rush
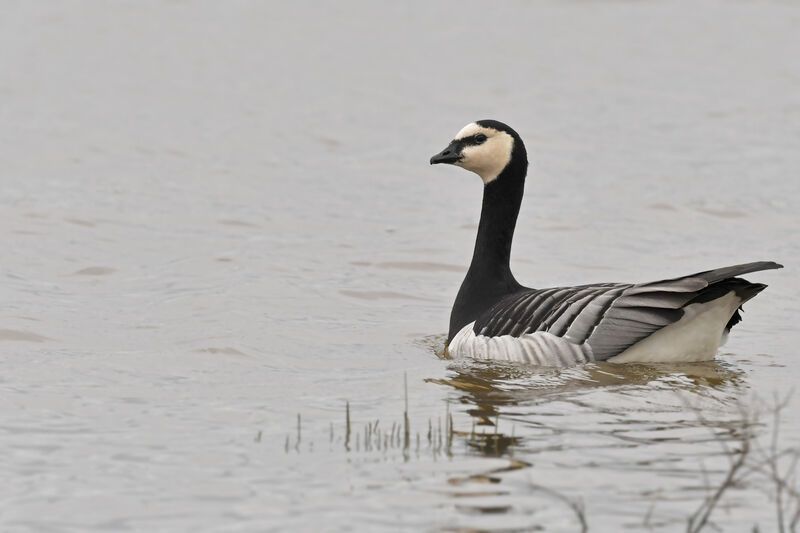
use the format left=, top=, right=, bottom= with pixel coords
left=452, top=123, right=514, bottom=184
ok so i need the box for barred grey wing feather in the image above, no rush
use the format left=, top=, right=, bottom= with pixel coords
left=613, top=291, right=695, bottom=309
left=473, top=284, right=630, bottom=339
left=563, top=287, right=630, bottom=343
left=544, top=288, right=604, bottom=335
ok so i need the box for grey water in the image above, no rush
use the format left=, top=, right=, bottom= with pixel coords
left=2, top=1, right=800, bottom=531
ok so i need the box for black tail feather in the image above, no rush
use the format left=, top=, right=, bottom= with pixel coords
left=691, top=278, right=768, bottom=332
left=726, top=307, right=743, bottom=331
left=692, top=278, right=767, bottom=305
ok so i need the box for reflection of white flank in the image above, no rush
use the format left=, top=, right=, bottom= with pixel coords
left=609, top=291, right=741, bottom=363
left=448, top=322, right=594, bottom=366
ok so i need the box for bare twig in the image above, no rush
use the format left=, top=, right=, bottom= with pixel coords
left=529, top=481, right=588, bottom=533
left=683, top=392, right=799, bottom=533
left=770, top=394, right=786, bottom=533
left=687, top=434, right=750, bottom=533
left=748, top=392, right=798, bottom=533
left=684, top=399, right=755, bottom=533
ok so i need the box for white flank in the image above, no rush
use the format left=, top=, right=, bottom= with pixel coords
left=451, top=123, right=514, bottom=184
left=608, top=291, right=741, bottom=363
left=448, top=322, right=594, bottom=367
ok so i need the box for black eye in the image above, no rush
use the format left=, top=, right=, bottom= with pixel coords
left=475, top=134, right=487, bottom=144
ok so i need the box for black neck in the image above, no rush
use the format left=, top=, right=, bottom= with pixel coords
left=468, top=172, right=524, bottom=280
left=448, top=156, right=528, bottom=341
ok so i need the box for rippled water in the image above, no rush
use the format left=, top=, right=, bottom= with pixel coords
left=2, top=1, right=800, bottom=531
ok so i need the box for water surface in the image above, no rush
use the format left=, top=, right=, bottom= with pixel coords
left=2, top=1, right=799, bottom=531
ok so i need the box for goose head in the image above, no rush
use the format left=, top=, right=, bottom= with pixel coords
left=430, top=119, right=527, bottom=184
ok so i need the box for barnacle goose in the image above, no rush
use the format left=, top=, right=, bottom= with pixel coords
left=430, top=120, right=782, bottom=366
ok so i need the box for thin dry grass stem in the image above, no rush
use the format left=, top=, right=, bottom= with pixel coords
left=345, top=401, right=351, bottom=451
left=296, top=413, right=301, bottom=452
left=445, top=403, right=453, bottom=457
left=437, top=416, right=443, bottom=453
left=448, top=412, right=454, bottom=454
left=339, top=375, right=413, bottom=459
left=404, top=372, right=410, bottom=456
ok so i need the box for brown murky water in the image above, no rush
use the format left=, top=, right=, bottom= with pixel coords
left=2, top=1, right=799, bottom=531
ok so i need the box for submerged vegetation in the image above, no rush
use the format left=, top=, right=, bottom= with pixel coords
left=684, top=393, right=800, bottom=533
left=276, top=366, right=799, bottom=532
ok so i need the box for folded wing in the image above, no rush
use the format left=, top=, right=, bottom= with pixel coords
left=472, top=261, right=782, bottom=361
